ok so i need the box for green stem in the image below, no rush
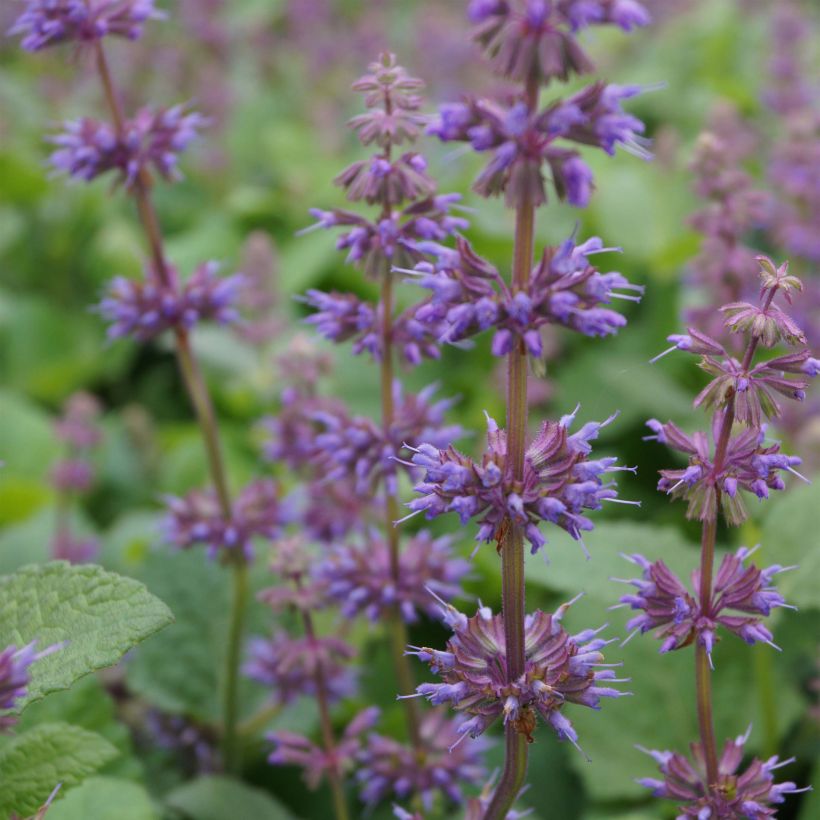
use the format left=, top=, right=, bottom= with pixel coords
left=484, top=76, right=538, bottom=820
left=93, top=41, right=246, bottom=772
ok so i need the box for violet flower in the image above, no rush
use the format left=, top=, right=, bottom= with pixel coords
left=316, top=530, right=470, bottom=623
left=405, top=595, right=628, bottom=753
left=98, top=261, right=245, bottom=342
left=10, top=0, right=164, bottom=51
left=1, top=642, right=62, bottom=731
left=638, top=728, right=809, bottom=818
left=409, top=231, right=642, bottom=352
left=405, top=407, right=636, bottom=556
left=49, top=105, right=207, bottom=187
left=615, top=547, right=794, bottom=663
left=357, top=709, right=487, bottom=809
left=163, top=479, right=288, bottom=560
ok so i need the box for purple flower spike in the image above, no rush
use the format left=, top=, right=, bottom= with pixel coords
left=268, top=707, right=380, bottom=790
left=49, top=104, right=207, bottom=187
left=163, top=479, right=287, bottom=561
left=407, top=597, right=627, bottom=752
left=98, top=261, right=244, bottom=342
left=316, top=530, right=470, bottom=624
left=10, top=0, right=165, bottom=51
left=1, top=641, right=63, bottom=731
left=638, top=729, right=809, bottom=818
left=406, top=408, right=634, bottom=555
left=54, top=392, right=102, bottom=449
left=616, top=547, right=793, bottom=664
left=243, top=631, right=357, bottom=707
left=411, top=232, right=640, bottom=349
left=357, top=709, right=487, bottom=809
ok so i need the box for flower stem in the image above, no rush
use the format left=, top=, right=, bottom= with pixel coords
left=484, top=77, right=539, bottom=820
left=301, top=607, right=350, bottom=820
left=380, top=270, right=423, bottom=750
left=94, top=41, right=246, bottom=772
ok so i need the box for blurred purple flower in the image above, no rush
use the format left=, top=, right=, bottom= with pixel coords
left=51, top=530, right=99, bottom=564
left=1, top=641, right=62, bottom=731
left=54, top=392, right=102, bottom=449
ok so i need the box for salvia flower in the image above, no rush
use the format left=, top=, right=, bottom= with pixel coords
left=1, top=641, right=62, bottom=731
left=299, top=195, right=469, bottom=279
left=54, top=392, right=102, bottom=449
left=311, top=382, right=463, bottom=497
left=615, top=547, right=794, bottom=664
left=99, top=261, right=244, bottom=342
left=316, top=530, right=470, bottom=623
left=638, top=728, right=808, bottom=818
left=357, top=709, right=488, bottom=809
left=468, top=0, right=650, bottom=85
left=335, top=152, right=436, bottom=206
left=163, top=479, right=287, bottom=560
left=49, top=105, right=207, bottom=187
left=427, top=82, right=651, bottom=208
left=268, top=707, right=380, bottom=790
left=51, top=530, right=99, bottom=564
left=10, top=0, right=164, bottom=51
left=406, top=596, right=628, bottom=751
left=645, top=417, right=806, bottom=525
left=406, top=407, right=634, bottom=556
left=410, top=231, right=642, bottom=352
left=243, top=631, right=357, bottom=706
left=300, top=289, right=445, bottom=365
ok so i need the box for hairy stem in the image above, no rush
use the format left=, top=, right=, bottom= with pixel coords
left=301, top=608, right=350, bottom=820
left=380, top=270, right=423, bottom=750
left=484, top=77, right=539, bottom=820
left=94, top=42, right=245, bottom=771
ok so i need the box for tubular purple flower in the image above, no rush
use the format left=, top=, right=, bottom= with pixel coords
left=1, top=641, right=63, bottom=730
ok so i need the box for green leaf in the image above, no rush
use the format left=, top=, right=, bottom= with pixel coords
left=46, top=777, right=157, bottom=820
left=165, top=776, right=294, bottom=820
left=0, top=562, right=174, bottom=712
left=758, top=481, right=820, bottom=610
left=0, top=723, right=118, bottom=818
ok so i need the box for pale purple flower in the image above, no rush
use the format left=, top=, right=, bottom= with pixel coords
left=316, top=530, right=470, bottom=623
left=268, top=707, right=380, bottom=789
left=244, top=632, right=357, bottom=706
left=49, top=105, right=207, bottom=187
left=406, top=596, right=627, bottom=753
left=163, top=479, right=287, bottom=560
left=646, top=416, right=806, bottom=525
left=49, top=458, right=94, bottom=492
left=335, top=152, right=436, bottom=206
left=468, top=0, right=649, bottom=85
left=10, top=0, right=164, bottom=51
left=427, top=82, right=651, bottom=208
left=406, top=407, right=635, bottom=556
left=615, top=547, right=793, bottom=664
left=1, top=641, right=62, bottom=731
left=51, top=530, right=99, bottom=564
left=54, top=392, right=102, bottom=449
left=357, top=709, right=487, bottom=809
left=98, top=261, right=244, bottom=342
left=638, top=727, right=809, bottom=818
left=411, top=231, right=642, bottom=350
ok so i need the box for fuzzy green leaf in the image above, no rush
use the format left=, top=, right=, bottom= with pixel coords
left=165, top=776, right=294, bottom=820
left=0, top=562, right=173, bottom=712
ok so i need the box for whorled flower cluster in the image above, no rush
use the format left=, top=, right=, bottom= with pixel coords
left=468, top=0, right=649, bottom=85
left=244, top=631, right=357, bottom=706
left=639, top=728, right=808, bottom=818
left=406, top=596, right=627, bottom=749
left=357, top=709, right=488, bottom=809
left=49, top=391, right=102, bottom=493
left=163, top=479, right=288, bottom=560
left=268, top=707, right=380, bottom=790
left=300, top=289, right=445, bottom=365
left=644, top=417, right=806, bottom=525
left=10, top=0, right=164, bottom=51
left=98, top=261, right=245, bottom=341
left=316, top=530, right=470, bottom=623
left=428, top=82, right=651, bottom=208
left=410, top=231, right=642, bottom=352
left=50, top=105, right=207, bottom=187
left=615, top=547, right=793, bottom=663
left=305, top=382, right=463, bottom=497
left=406, top=407, right=633, bottom=555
